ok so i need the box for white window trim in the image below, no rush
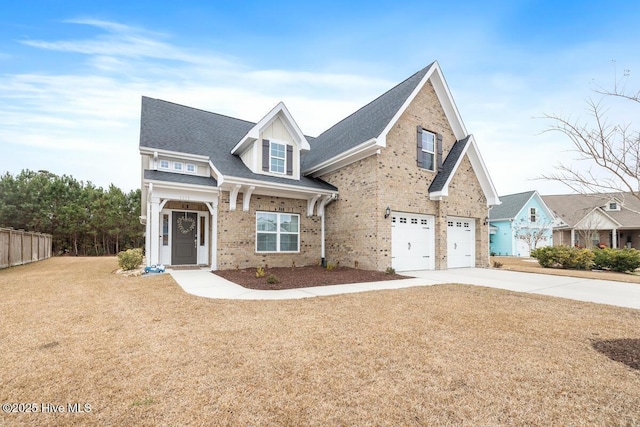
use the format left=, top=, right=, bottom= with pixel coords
left=255, top=211, right=300, bottom=253
left=421, top=129, right=436, bottom=172
left=269, top=141, right=287, bottom=175
left=159, top=159, right=199, bottom=174
left=530, top=207, right=537, bottom=223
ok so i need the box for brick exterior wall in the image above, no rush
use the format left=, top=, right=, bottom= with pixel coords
left=321, top=80, right=490, bottom=270
left=217, top=192, right=321, bottom=269
left=321, top=155, right=381, bottom=270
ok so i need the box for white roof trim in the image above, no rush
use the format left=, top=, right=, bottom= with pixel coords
left=222, top=176, right=337, bottom=197
left=379, top=61, right=467, bottom=144
left=429, top=135, right=501, bottom=206
left=143, top=178, right=219, bottom=193
left=139, top=147, right=209, bottom=162
left=231, top=101, right=311, bottom=155
left=303, top=137, right=382, bottom=177
left=575, top=207, right=622, bottom=229
left=515, top=191, right=556, bottom=221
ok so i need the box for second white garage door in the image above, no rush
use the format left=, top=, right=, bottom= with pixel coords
left=447, top=216, right=475, bottom=268
left=392, top=212, right=435, bottom=272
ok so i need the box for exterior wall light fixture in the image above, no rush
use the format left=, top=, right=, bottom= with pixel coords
left=385, top=207, right=391, bottom=219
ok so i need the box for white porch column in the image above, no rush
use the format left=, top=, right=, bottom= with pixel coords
left=612, top=228, right=618, bottom=248
left=571, top=229, right=576, bottom=246
left=144, top=204, right=151, bottom=266
left=205, top=199, right=219, bottom=270
left=149, top=197, right=161, bottom=266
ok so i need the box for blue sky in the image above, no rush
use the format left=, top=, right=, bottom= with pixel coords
left=1, top=0, right=639, bottom=195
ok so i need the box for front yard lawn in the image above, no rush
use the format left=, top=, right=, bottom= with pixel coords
left=1, top=257, right=640, bottom=426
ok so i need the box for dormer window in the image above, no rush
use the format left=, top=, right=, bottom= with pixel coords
left=174, top=162, right=183, bottom=171
left=270, top=141, right=286, bottom=174
left=605, top=201, right=621, bottom=211
left=261, top=139, right=293, bottom=176
left=159, top=160, right=169, bottom=169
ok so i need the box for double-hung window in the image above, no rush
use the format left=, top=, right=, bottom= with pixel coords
left=419, top=129, right=435, bottom=171
left=270, top=142, right=286, bottom=174
left=256, top=212, right=299, bottom=252
left=530, top=207, right=537, bottom=223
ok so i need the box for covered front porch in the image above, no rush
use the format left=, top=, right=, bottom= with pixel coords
left=141, top=176, right=219, bottom=268
left=554, top=228, right=640, bottom=249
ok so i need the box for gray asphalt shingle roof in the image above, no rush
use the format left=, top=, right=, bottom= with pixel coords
left=139, top=97, right=337, bottom=191
left=428, top=136, right=469, bottom=193
left=302, top=62, right=435, bottom=170
left=144, top=169, right=218, bottom=187
left=542, top=193, right=640, bottom=228
left=489, top=191, right=536, bottom=220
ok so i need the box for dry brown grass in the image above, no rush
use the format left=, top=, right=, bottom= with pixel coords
left=493, top=256, right=640, bottom=284
left=1, top=257, right=640, bottom=426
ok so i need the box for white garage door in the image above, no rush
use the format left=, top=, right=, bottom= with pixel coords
left=447, top=217, right=475, bottom=268
left=516, top=239, right=530, bottom=257
left=392, top=213, right=434, bottom=272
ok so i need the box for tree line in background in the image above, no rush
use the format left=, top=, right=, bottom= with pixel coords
left=0, top=170, right=143, bottom=256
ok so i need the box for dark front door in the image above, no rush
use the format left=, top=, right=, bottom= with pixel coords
left=172, top=211, right=198, bottom=265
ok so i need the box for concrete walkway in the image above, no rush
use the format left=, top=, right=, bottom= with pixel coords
left=168, top=267, right=640, bottom=309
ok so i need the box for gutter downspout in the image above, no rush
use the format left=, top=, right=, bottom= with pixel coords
left=319, top=194, right=337, bottom=267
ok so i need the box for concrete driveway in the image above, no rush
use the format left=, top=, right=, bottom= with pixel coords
left=168, top=267, right=640, bottom=309
left=406, top=268, right=640, bottom=310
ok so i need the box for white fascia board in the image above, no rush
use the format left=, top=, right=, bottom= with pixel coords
left=231, top=101, right=311, bottom=155
left=222, top=177, right=337, bottom=198
left=139, top=147, right=209, bottom=163
left=576, top=207, right=622, bottom=229
left=303, top=138, right=382, bottom=177
left=466, top=136, right=501, bottom=206
left=378, top=61, right=467, bottom=145
left=143, top=179, right=219, bottom=195
left=533, top=191, right=557, bottom=220
left=428, top=136, right=501, bottom=207
left=208, top=160, right=224, bottom=185
left=513, top=192, right=538, bottom=220
left=429, top=191, right=446, bottom=201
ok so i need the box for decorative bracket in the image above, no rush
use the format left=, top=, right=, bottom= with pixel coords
left=307, top=194, right=321, bottom=217
left=242, top=186, right=255, bottom=211
left=229, top=184, right=242, bottom=211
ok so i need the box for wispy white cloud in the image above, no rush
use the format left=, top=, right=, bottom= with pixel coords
left=1, top=19, right=396, bottom=190
left=3, top=15, right=640, bottom=195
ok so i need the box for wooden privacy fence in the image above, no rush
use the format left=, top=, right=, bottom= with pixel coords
left=0, top=228, right=52, bottom=269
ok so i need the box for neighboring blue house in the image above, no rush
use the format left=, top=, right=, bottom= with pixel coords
left=489, top=191, right=554, bottom=257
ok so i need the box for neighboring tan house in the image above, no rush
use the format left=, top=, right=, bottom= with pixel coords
left=488, top=191, right=554, bottom=257
left=543, top=193, right=640, bottom=249
left=139, top=61, right=501, bottom=272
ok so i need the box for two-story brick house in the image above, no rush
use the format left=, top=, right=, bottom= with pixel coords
left=139, top=61, right=500, bottom=271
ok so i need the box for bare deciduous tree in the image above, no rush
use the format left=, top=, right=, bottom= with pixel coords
left=514, top=218, right=552, bottom=254
left=540, top=66, right=640, bottom=205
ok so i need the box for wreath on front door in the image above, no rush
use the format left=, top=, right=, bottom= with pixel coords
left=177, top=216, right=196, bottom=234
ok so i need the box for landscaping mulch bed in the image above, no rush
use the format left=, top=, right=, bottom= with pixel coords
left=214, top=265, right=408, bottom=290
left=592, top=338, right=640, bottom=371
